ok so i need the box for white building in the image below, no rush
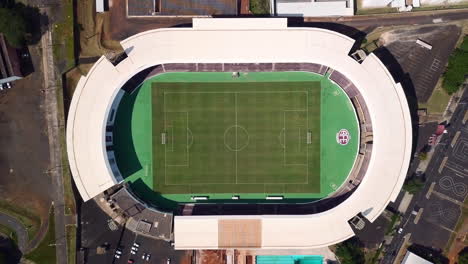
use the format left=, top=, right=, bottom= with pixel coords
left=276, top=0, right=354, bottom=17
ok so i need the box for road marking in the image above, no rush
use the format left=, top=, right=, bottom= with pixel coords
left=426, top=182, right=435, bottom=199
left=438, top=156, right=448, bottom=174
left=414, top=208, right=423, bottom=225
left=451, top=131, right=461, bottom=147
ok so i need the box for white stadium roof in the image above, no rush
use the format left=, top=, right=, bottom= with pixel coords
left=67, top=18, right=412, bottom=249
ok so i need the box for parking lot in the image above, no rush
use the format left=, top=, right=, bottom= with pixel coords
left=81, top=200, right=192, bottom=264
left=383, top=88, right=468, bottom=263
left=113, top=232, right=191, bottom=264
left=380, top=24, right=461, bottom=103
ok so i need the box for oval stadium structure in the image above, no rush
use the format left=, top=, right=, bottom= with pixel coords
left=66, top=18, right=412, bottom=249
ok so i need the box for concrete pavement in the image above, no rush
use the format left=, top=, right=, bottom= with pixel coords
left=382, top=87, right=468, bottom=264
left=304, top=9, right=468, bottom=28
left=40, top=8, right=68, bottom=264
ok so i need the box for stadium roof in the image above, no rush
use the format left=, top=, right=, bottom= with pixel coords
left=67, top=18, right=412, bottom=248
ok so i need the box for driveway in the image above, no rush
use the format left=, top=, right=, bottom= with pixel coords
left=0, top=213, right=28, bottom=252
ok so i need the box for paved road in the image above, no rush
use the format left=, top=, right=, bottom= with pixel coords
left=0, top=213, right=28, bottom=252
left=39, top=7, right=68, bottom=264
left=382, top=87, right=468, bottom=264
left=304, top=9, right=468, bottom=28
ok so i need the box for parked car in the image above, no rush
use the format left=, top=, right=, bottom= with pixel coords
left=145, top=254, right=151, bottom=261
left=128, top=259, right=135, bottom=264
left=114, top=254, right=121, bottom=259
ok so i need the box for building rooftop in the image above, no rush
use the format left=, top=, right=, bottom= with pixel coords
left=401, top=251, right=434, bottom=264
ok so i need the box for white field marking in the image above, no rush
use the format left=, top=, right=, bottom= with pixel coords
left=164, top=181, right=307, bottom=186
left=164, top=92, right=166, bottom=185
left=235, top=92, right=237, bottom=184
left=164, top=110, right=189, bottom=186
left=164, top=91, right=308, bottom=94
left=283, top=110, right=308, bottom=166
left=223, top=125, right=250, bottom=151
left=187, top=128, right=194, bottom=148
left=163, top=90, right=312, bottom=186
left=165, top=113, right=189, bottom=166
left=306, top=90, right=309, bottom=184
left=283, top=111, right=286, bottom=165
left=167, top=125, right=174, bottom=152
left=278, top=128, right=285, bottom=148
left=299, top=128, right=301, bottom=152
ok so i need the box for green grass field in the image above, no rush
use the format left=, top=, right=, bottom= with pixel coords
left=113, top=72, right=359, bottom=205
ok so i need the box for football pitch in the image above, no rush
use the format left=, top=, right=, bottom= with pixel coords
left=113, top=72, right=359, bottom=203
left=153, top=81, right=321, bottom=195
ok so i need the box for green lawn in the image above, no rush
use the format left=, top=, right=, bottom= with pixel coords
left=66, top=225, right=76, bottom=264
left=113, top=72, right=359, bottom=205
left=419, top=86, right=451, bottom=114
left=442, top=35, right=468, bottom=95
left=25, top=207, right=56, bottom=264
left=0, top=199, right=41, bottom=241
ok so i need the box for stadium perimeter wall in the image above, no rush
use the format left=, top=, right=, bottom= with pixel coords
left=66, top=18, right=412, bottom=249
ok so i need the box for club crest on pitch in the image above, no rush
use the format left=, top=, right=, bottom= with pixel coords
left=336, top=129, right=350, bottom=145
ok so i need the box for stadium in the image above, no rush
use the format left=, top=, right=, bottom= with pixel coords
left=66, top=18, right=412, bottom=249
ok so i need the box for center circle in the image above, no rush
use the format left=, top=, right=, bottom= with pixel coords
left=224, top=125, right=249, bottom=151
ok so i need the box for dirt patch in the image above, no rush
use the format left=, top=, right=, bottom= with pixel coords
left=447, top=217, right=468, bottom=264
left=198, top=250, right=226, bottom=264
left=0, top=46, right=53, bottom=240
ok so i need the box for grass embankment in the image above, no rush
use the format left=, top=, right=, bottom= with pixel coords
left=403, top=177, right=425, bottom=194
left=50, top=0, right=77, bottom=217
left=52, top=0, right=76, bottom=71
left=56, top=78, right=76, bottom=216
left=419, top=82, right=451, bottom=115
left=385, top=213, right=401, bottom=235
left=66, top=225, right=76, bottom=264
left=442, top=35, right=468, bottom=95
left=25, top=207, right=56, bottom=264
left=250, top=0, right=270, bottom=14
left=0, top=200, right=41, bottom=241
left=356, top=2, right=468, bottom=15
left=0, top=224, right=18, bottom=245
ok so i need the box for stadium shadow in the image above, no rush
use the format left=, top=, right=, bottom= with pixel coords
left=407, top=244, right=449, bottom=264
left=0, top=236, right=22, bottom=264
left=129, top=179, right=179, bottom=211
left=186, top=191, right=354, bottom=216
left=373, top=47, right=419, bottom=157
left=112, top=87, right=144, bottom=179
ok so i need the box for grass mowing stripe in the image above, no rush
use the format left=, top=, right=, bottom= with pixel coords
left=153, top=81, right=320, bottom=193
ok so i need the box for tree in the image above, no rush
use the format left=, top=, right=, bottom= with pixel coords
left=335, top=238, right=365, bottom=264
left=0, top=7, right=27, bottom=47
left=458, top=247, right=468, bottom=264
